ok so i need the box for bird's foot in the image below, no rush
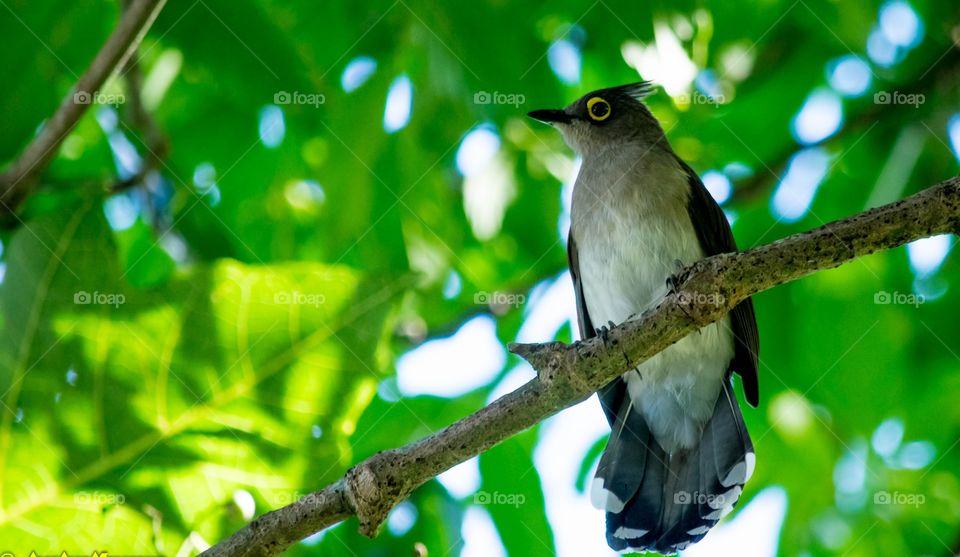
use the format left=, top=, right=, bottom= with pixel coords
left=595, top=320, right=631, bottom=367
left=666, top=259, right=694, bottom=321
left=665, top=259, right=689, bottom=293
left=595, top=320, right=616, bottom=342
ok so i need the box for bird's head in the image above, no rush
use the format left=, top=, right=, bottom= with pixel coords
left=528, top=82, right=666, bottom=157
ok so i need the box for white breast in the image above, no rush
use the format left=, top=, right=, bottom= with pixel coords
left=572, top=151, right=733, bottom=452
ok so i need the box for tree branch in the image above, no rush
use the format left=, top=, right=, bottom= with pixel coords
left=0, top=0, right=167, bottom=210
left=110, top=21, right=170, bottom=196
left=202, top=176, right=960, bottom=557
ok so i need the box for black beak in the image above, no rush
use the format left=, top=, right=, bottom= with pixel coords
left=527, top=109, right=573, bottom=125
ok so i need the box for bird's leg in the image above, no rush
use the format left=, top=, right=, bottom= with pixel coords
left=665, top=258, right=688, bottom=292
left=596, top=320, right=631, bottom=368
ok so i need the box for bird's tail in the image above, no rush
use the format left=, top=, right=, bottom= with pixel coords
left=591, top=380, right=755, bottom=554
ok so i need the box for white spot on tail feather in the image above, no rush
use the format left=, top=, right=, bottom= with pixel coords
left=591, top=477, right=625, bottom=513
left=613, top=526, right=648, bottom=539
left=721, top=461, right=746, bottom=487
left=722, top=451, right=757, bottom=486
left=704, top=507, right=723, bottom=520
left=704, top=503, right=736, bottom=521
left=708, top=485, right=742, bottom=509
left=744, top=452, right=756, bottom=482
left=687, top=525, right=710, bottom=535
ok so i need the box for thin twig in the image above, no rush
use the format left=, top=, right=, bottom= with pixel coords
left=110, top=31, right=170, bottom=196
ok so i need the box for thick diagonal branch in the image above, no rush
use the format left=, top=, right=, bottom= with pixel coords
left=202, top=176, right=960, bottom=557
left=0, top=0, right=167, bottom=210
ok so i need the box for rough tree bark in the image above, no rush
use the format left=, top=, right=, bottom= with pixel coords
left=200, top=176, right=960, bottom=557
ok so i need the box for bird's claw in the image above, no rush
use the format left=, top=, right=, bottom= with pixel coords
left=666, top=259, right=694, bottom=322
left=665, top=259, right=688, bottom=294
left=595, top=320, right=631, bottom=367
left=595, top=320, right=617, bottom=342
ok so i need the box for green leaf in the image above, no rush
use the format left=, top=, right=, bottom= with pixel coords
left=478, top=430, right=555, bottom=555
left=0, top=200, right=399, bottom=551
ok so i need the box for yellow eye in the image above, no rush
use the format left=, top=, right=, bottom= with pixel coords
left=587, top=97, right=611, bottom=121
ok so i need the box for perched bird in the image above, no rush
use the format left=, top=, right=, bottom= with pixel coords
left=529, top=82, right=760, bottom=554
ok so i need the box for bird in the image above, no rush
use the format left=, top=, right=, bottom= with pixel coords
left=528, top=82, right=760, bottom=554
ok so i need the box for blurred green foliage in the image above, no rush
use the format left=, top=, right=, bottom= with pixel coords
left=0, top=0, right=958, bottom=555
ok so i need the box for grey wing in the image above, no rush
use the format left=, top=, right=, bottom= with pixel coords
left=568, top=232, right=626, bottom=425
left=676, top=158, right=760, bottom=407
